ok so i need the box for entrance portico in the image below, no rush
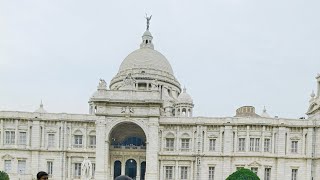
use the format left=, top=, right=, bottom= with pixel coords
left=95, top=119, right=159, bottom=180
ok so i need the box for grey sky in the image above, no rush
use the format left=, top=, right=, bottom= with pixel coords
left=0, top=0, right=319, bottom=118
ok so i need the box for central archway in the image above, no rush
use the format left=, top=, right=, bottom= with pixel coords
left=109, top=122, right=147, bottom=180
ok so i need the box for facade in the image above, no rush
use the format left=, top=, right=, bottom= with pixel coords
left=1, top=24, right=320, bottom=180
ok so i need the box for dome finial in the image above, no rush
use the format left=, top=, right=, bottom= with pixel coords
left=263, top=106, right=266, bottom=113
left=40, top=100, right=43, bottom=108
left=140, top=14, right=154, bottom=49
left=145, top=14, right=152, bottom=31
left=183, top=86, right=186, bottom=93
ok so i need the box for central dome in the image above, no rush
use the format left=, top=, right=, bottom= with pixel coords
left=118, top=48, right=174, bottom=75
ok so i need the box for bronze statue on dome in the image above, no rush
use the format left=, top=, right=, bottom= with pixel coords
left=145, top=14, right=152, bottom=30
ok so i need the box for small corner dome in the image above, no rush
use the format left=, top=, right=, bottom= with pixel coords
left=260, top=107, right=270, bottom=118
left=34, top=101, right=47, bottom=113
left=177, top=88, right=193, bottom=104
left=118, top=48, right=174, bottom=75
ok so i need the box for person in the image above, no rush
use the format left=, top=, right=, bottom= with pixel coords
left=114, top=175, right=133, bottom=180
left=37, top=171, right=48, bottom=180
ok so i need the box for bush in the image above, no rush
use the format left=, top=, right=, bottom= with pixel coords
left=226, top=168, right=260, bottom=180
left=0, top=171, right=10, bottom=180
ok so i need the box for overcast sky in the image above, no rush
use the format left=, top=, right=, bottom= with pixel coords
left=0, top=0, right=319, bottom=119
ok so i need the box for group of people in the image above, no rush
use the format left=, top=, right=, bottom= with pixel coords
left=36, top=171, right=133, bottom=180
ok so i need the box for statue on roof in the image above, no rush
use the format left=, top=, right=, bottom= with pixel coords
left=98, top=78, right=107, bottom=90
left=145, top=14, right=152, bottom=30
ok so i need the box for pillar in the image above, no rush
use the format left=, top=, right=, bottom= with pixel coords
left=175, top=160, right=179, bottom=180
left=145, top=117, right=159, bottom=179
left=159, top=160, right=163, bottom=180
left=136, top=160, right=140, bottom=180
left=121, top=160, right=125, bottom=175
left=95, top=120, right=107, bottom=180
left=1, top=120, right=4, bottom=146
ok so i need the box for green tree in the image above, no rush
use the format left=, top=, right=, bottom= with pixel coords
left=226, top=168, right=260, bottom=180
left=0, top=171, right=10, bottom=180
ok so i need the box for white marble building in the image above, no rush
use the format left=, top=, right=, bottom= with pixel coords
left=1, top=22, right=320, bottom=180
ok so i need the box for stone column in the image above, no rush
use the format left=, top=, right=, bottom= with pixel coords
left=41, top=123, right=45, bottom=148
left=136, top=160, right=140, bottom=180
left=1, top=120, right=4, bottom=146
left=145, top=118, right=159, bottom=179
left=234, top=128, right=238, bottom=152
left=15, top=120, right=18, bottom=147
left=68, top=156, right=71, bottom=179
left=31, top=120, right=40, bottom=177
left=68, top=124, right=72, bottom=149
left=159, top=160, right=163, bottom=180
left=262, top=126, right=265, bottom=153
left=175, top=160, right=179, bottom=180
left=224, top=125, right=233, bottom=155
left=276, top=126, right=286, bottom=179
left=95, top=120, right=107, bottom=180
left=121, top=160, right=125, bottom=175
left=246, top=125, right=250, bottom=152
left=84, top=123, right=87, bottom=149
left=190, top=160, right=194, bottom=180
left=26, top=121, right=31, bottom=148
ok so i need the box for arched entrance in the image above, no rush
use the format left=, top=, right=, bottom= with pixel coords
left=140, top=161, right=146, bottom=180
left=125, top=159, right=137, bottom=178
left=109, top=122, right=147, bottom=180
left=113, top=160, right=121, bottom=179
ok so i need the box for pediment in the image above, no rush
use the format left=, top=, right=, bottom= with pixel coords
left=290, top=136, right=301, bottom=140
left=248, top=161, right=262, bottom=167
left=2, top=154, right=14, bottom=160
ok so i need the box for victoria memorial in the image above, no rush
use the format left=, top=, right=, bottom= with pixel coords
left=1, top=19, right=320, bottom=180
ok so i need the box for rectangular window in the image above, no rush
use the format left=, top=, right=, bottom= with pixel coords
left=18, top=160, right=26, bottom=174
left=5, top=131, right=15, bottom=144
left=48, top=134, right=55, bottom=148
left=255, top=138, right=260, bottom=151
left=291, top=169, right=298, bottom=180
left=166, top=138, right=174, bottom=151
left=238, top=138, right=245, bottom=151
left=74, top=135, right=83, bottom=148
left=209, top=139, right=216, bottom=151
left=92, top=163, right=95, bottom=177
left=89, top=135, right=96, bottom=148
left=4, top=160, right=11, bottom=172
left=291, top=141, right=298, bottom=153
left=19, top=132, right=27, bottom=145
left=264, top=168, right=271, bottom=180
left=264, top=139, right=271, bottom=152
left=47, top=161, right=53, bottom=176
left=250, top=138, right=255, bottom=151
left=74, top=163, right=81, bottom=177
left=181, top=139, right=190, bottom=151
left=165, top=166, right=173, bottom=180
left=250, top=138, right=260, bottom=152
left=251, top=167, right=258, bottom=175
left=180, top=166, right=188, bottom=179
left=209, top=167, right=215, bottom=180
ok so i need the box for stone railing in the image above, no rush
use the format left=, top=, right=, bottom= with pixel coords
left=111, top=145, right=146, bottom=150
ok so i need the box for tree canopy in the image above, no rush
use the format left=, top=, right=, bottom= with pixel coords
left=226, top=168, right=260, bottom=180
left=0, top=171, right=10, bottom=180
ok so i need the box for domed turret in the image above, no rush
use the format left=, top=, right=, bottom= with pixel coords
left=260, top=106, right=270, bottom=118
left=174, top=87, right=194, bottom=117
left=109, top=16, right=181, bottom=100
left=34, top=101, right=47, bottom=113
